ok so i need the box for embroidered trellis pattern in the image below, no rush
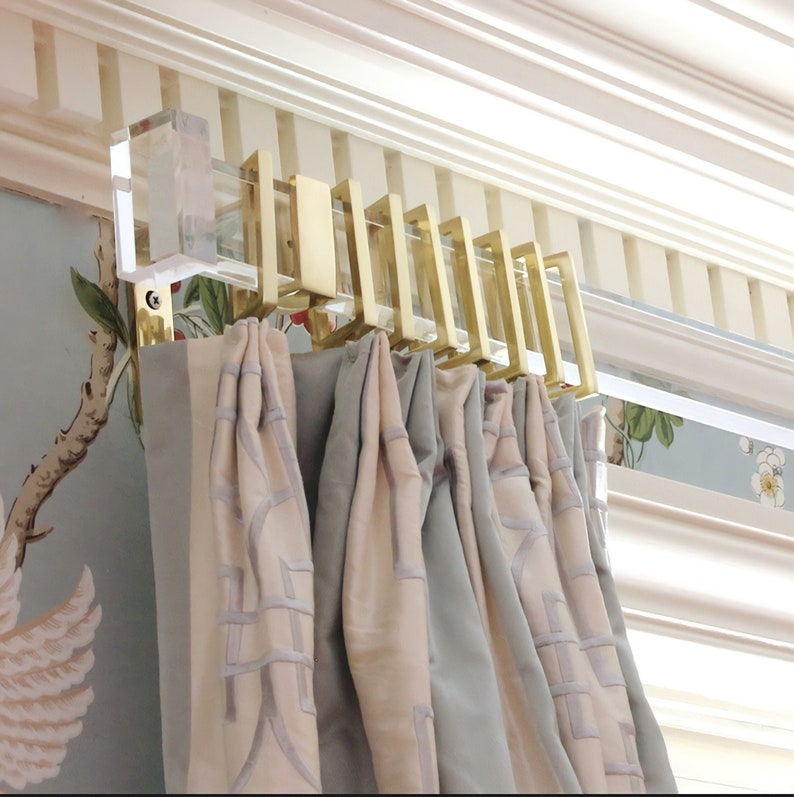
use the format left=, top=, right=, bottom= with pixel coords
left=341, top=333, right=439, bottom=794
left=209, top=318, right=321, bottom=794
left=486, top=377, right=645, bottom=794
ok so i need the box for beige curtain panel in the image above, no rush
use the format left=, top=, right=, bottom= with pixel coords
left=138, top=317, right=677, bottom=795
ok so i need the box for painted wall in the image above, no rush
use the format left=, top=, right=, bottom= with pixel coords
left=0, top=189, right=165, bottom=793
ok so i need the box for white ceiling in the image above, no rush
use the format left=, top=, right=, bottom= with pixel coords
left=234, top=1, right=792, bottom=133
left=518, top=0, right=794, bottom=107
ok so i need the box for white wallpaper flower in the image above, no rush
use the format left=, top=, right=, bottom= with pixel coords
left=740, top=438, right=786, bottom=509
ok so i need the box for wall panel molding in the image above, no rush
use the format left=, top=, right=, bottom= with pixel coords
left=607, top=465, right=794, bottom=648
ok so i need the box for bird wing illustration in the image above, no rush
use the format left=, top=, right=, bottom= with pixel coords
left=0, top=526, right=101, bottom=791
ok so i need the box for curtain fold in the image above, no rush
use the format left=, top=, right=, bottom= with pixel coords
left=486, top=377, right=611, bottom=792
left=140, top=318, right=677, bottom=795
left=441, top=368, right=582, bottom=794
left=542, top=387, right=644, bottom=792
left=394, top=349, right=516, bottom=794
left=340, top=331, right=438, bottom=794
left=297, top=340, right=376, bottom=794
left=577, top=405, right=679, bottom=794
left=208, top=317, right=320, bottom=793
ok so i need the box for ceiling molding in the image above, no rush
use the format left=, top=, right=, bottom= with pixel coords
left=2, top=0, right=791, bottom=287
left=320, top=0, right=794, bottom=147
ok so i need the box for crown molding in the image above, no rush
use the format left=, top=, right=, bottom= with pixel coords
left=293, top=0, right=793, bottom=155
left=2, top=0, right=792, bottom=288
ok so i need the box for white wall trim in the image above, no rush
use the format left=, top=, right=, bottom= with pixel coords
left=623, top=607, right=794, bottom=662
left=2, top=0, right=791, bottom=438
left=0, top=128, right=110, bottom=213
left=3, top=0, right=792, bottom=289
left=607, top=465, right=794, bottom=648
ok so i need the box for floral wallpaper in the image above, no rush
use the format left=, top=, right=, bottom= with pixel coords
left=739, top=439, right=786, bottom=509
left=600, top=396, right=683, bottom=469
left=0, top=189, right=163, bottom=794
left=583, top=394, right=790, bottom=512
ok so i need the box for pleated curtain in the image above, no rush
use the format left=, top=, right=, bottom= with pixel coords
left=139, top=317, right=678, bottom=794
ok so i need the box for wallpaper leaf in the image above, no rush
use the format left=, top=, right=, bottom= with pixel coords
left=626, top=403, right=656, bottom=443
left=70, top=267, right=128, bottom=348
left=655, top=412, right=674, bottom=448
left=197, top=275, right=231, bottom=335
left=174, top=310, right=216, bottom=339
left=605, top=398, right=685, bottom=468
left=183, top=276, right=202, bottom=308
left=126, top=367, right=142, bottom=440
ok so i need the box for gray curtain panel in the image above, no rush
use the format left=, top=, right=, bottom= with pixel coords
left=294, top=339, right=376, bottom=795
left=394, top=349, right=516, bottom=794
left=140, top=319, right=674, bottom=795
